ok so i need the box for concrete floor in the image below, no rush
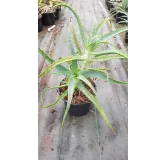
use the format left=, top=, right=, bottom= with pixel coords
left=38, top=0, right=128, bottom=159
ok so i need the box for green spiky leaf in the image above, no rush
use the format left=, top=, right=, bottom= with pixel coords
left=38, top=47, right=69, bottom=72
left=68, top=32, right=78, bottom=74
left=53, top=3, right=86, bottom=45
left=62, top=77, right=77, bottom=127
left=77, top=81, right=116, bottom=134
left=39, top=56, right=86, bottom=77
left=41, top=90, right=68, bottom=108
left=91, top=49, right=128, bottom=59
left=77, top=74, right=96, bottom=95
left=49, top=71, right=72, bottom=76
left=95, top=18, right=110, bottom=35
left=92, top=55, right=126, bottom=62
left=80, top=69, right=127, bottom=84
left=98, top=27, right=128, bottom=42
left=71, top=24, right=82, bottom=55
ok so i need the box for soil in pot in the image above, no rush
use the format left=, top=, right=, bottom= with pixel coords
left=116, top=12, right=127, bottom=25
left=42, top=12, right=55, bottom=26
left=38, top=16, right=43, bottom=32
left=59, top=78, right=96, bottom=117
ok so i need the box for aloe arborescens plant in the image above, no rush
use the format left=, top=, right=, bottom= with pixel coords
left=39, top=3, right=128, bottom=134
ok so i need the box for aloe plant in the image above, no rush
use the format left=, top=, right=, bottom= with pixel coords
left=38, top=0, right=45, bottom=8
left=110, top=0, right=128, bottom=24
left=39, top=3, right=128, bottom=134
left=38, top=0, right=46, bottom=15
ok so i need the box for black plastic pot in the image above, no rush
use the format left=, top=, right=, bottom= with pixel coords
left=106, top=1, right=111, bottom=10
left=42, top=12, right=55, bottom=26
left=38, top=17, right=43, bottom=32
left=64, top=101, right=92, bottom=117
left=125, top=32, right=128, bottom=43
left=116, top=12, right=127, bottom=25
left=58, top=6, right=61, bottom=11
left=54, top=9, right=60, bottom=20
left=110, top=3, right=114, bottom=9
left=106, top=1, right=114, bottom=10
left=59, top=81, right=96, bottom=117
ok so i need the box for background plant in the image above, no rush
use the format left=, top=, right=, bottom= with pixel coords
left=110, top=0, right=128, bottom=24
left=38, top=0, right=46, bottom=15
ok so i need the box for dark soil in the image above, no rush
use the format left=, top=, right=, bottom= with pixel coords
left=59, top=78, right=95, bottom=105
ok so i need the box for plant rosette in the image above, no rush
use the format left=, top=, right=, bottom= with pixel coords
left=39, top=3, right=128, bottom=135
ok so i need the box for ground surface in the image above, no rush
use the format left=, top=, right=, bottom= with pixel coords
left=38, top=0, right=128, bottom=159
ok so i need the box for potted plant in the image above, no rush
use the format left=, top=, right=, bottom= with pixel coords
left=38, top=0, right=45, bottom=32
left=116, top=0, right=128, bottom=43
left=39, top=3, right=128, bottom=134
left=51, top=0, right=62, bottom=20
left=115, top=0, right=128, bottom=25
left=41, top=0, right=62, bottom=25
left=106, top=0, right=114, bottom=10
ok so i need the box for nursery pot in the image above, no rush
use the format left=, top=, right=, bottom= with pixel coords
left=42, top=12, right=56, bottom=26
left=106, top=1, right=114, bottom=10
left=38, top=15, right=42, bottom=32
left=58, top=6, right=61, bottom=11
left=63, top=101, right=92, bottom=117
left=59, top=80, right=96, bottom=117
left=125, top=31, right=128, bottom=43
left=116, top=12, right=127, bottom=25
left=54, top=8, right=60, bottom=20
left=106, top=1, right=111, bottom=10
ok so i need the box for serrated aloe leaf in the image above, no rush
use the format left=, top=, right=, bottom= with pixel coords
left=92, top=55, right=126, bottom=62
left=95, top=18, right=110, bottom=35
left=62, top=77, right=77, bottom=127
left=38, top=47, right=54, bottom=63
left=91, top=23, right=97, bottom=37
left=68, top=33, right=75, bottom=56
left=53, top=3, right=86, bottom=46
left=77, top=81, right=116, bottom=134
left=91, top=49, right=128, bottom=58
left=86, top=68, right=110, bottom=71
left=95, top=41, right=118, bottom=50
left=98, top=27, right=128, bottom=43
left=68, top=32, right=78, bottom=74
left=81, top=69, right=127, bottom=84
left=41, top=90, right=68, bottom=108
left=88, top=35, right=100, bottom=45
left=39, top=56, right=86, bottom=77
left=71, top=24, right=82, bottom=55
left=77, top=74, right=96, bottom=95
left=49, top=71, right=72, bottom=76
left=38, top=47, right=69, bottom=72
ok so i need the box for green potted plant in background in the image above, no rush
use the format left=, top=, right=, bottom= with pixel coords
left=38, top=0, right=45, bottom=32
left=51, top=0, right=62, bottom=20
left=39, top=3, right=128, bottom=134
left=116, top=0, right=128, bottom=43
left=41, top=0, right=62, bottom=25
left=110, top=0, right=128, bottom=43
left=106, top=0, right=115, bottom=10
left=114, top=0, right=128, bottom=25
